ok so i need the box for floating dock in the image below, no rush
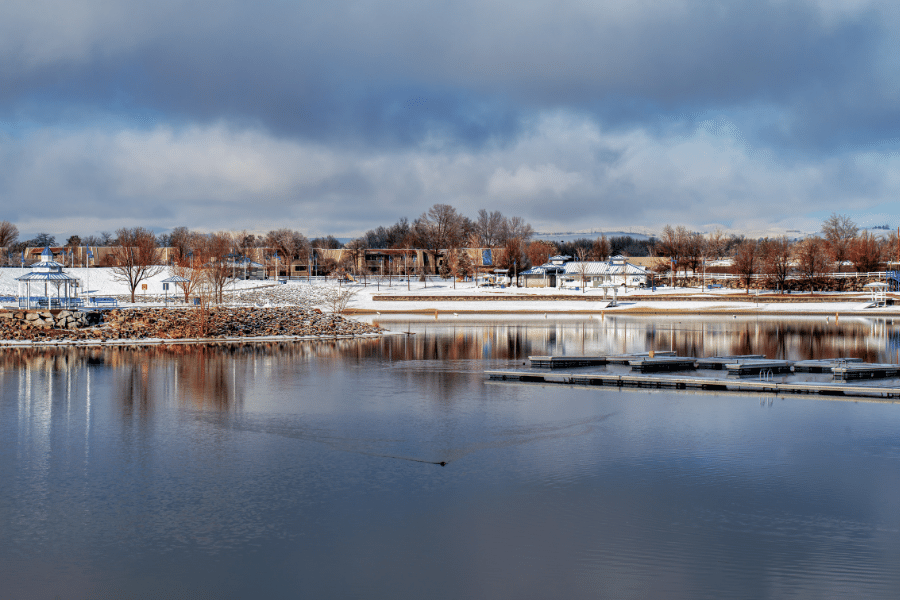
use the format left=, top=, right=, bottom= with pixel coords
left=724, top=359, right=793, bottom=377
left=793, top=358, right=863, bottom=373
left=833, top=363, right=900, bottom=381
left=629, top=356, right=698, bottom=372
left=528, top=351, right=675, bottom=369
left=696, top=355, right=765, bottom=369
left=486, top=354, right=900, bottom=399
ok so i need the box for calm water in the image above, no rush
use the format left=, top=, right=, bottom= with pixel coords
left=2, top=315, right=900, bottom=599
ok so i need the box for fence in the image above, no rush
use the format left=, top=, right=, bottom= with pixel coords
left=675, top=270, right=894, bottom=281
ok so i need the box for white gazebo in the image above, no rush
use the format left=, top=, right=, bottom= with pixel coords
left=15, top=247, right=80, bottom=309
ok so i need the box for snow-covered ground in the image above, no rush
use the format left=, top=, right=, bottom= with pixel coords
left=0, top=267, right=893, bottom=314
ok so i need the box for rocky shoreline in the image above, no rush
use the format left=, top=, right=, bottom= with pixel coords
left=0, top=307, right=382, bottom=343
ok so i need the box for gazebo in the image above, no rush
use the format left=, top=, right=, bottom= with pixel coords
left=16, top=247, right=80, bottom=309
left=161, top=275, right=191, bottom=305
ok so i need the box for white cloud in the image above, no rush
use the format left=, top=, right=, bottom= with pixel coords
left=3, top=113, right=900, bottom=238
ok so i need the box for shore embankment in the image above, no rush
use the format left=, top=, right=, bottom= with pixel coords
left=0, top=307, right=382, bottom=346
left=345, top=287, right=900, bottom=316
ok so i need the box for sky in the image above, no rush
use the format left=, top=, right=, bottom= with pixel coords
left=3, top=0, right=900, bottom=240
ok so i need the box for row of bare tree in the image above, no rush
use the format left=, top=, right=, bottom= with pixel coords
left=655, top=214, right=898, bottom=293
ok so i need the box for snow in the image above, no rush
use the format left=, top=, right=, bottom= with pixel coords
left=0, top=267, right=895, bottom=315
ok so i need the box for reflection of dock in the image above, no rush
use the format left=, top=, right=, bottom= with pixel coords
left=488, top=354, right=900, bottom=399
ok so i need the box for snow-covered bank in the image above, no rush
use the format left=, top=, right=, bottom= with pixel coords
left=1, top=268, right=897, bottom=316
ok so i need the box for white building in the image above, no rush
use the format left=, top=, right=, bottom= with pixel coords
left=520, top=255, right=651, bottom=288
left=562, top=256, right=650, bottom=288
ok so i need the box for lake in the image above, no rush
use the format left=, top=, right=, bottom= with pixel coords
left=2, top=314, right=900, bottom=599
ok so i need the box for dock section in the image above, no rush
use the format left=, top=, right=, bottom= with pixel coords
left=832, top=363, right=900, bottom=381
left=629, top=357, right=698, bottom=372
left=725, top=359, right=793, bottom=377
left=696, top=355, right=765, bottom=369
left=529, top=351, right=676, bottom=369
left=793, top=358, right=863, bottom=373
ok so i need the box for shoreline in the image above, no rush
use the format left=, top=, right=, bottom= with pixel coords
left=0, top=331, right=390, bottom=349
left=347, top=305, right=900, bottom=317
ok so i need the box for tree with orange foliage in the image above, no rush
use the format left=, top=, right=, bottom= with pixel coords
left=848, top=232, right=884, bottom=273
left=526, top=240, right=556, bottom=267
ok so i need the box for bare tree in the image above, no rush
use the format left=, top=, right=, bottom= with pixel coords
left=794, top=236, right=831, bottom=292
left=731, top=239, right=759, bottom=293
left=344, top=238, right=368, bottom=283
left=699, top=229, right=726, bottom=288
left=654, top=225, right=688, bottom=284
left=319, top=286, right=359, bottom=314
left=198, top=232, right=234, bottom=303
left=0, top=221, right=19, bottom=248
left=475, top=209, right=505, bottom=247
left=266, top=229, right=310, bottom=279
left=501, top=216, right=535, bottom=245
left=684, top=232, right=704, bottom=279
left=591, top=235, right=610, bottom=261
left=415, top=204, right=465, bottom=252
left=171, top=256, right=200, bottom=303
left=574, top=248, right=590, bottom=292
left=822, top=213, right=859, bottom=267
left=109, top=227, right=164, bottom=302
left=761, top=237, right=792, bottom=293
left=0, top=221, right=19, bottom=265
left=167, top=226, right=194, bottom=261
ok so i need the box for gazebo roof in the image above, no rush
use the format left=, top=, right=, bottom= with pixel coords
left=16, top=246, right=77, bottom=282
left=16, top=271, right=78, bottom=281
left=29, top=247, right=64, bottom=269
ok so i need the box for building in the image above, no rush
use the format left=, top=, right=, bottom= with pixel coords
left=563, top=256, right=650, bottom=288
left=520, top=255, right=650, bottom=288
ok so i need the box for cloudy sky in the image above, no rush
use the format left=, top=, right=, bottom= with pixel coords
left=3, top=0, right=900, bottom=240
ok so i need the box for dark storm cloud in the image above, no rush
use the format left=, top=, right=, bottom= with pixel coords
left=1, top=0, right=892, bottom=152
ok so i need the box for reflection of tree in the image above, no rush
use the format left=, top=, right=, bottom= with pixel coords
left=5, top=319, right=900, bottom=414
left=117, top=362, right=152, bottom=418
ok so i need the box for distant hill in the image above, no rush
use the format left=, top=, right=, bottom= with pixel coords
left=534, top=231, right=653, bottom=242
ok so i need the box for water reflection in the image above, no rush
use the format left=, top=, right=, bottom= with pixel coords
left=4, top=317, right=900, bottom=599
left=4, top=315, right=900, bottom=416
left=373, top=314, right=900, bottom=363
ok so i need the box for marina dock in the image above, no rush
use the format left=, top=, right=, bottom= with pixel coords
left=487, top=353, right=900, bottom=399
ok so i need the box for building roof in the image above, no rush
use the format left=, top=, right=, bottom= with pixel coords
left=562, top=261, right=649, bottom=276
left=521, top=265, right=566, bottom=275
